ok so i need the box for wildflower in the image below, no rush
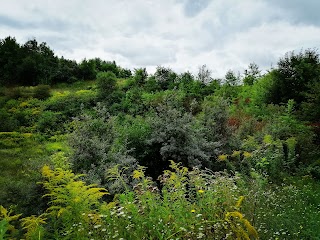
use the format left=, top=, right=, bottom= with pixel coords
left=198, top=189, right=204, bottom=194
left=243, top=151, right=252, bottom=158
left=232, top=150, right=241, bottom=157
left=218, top=154, right=228, bottom=161
left=191, top=209, right=196, bottom=213
left=133, top=169, right=144, bottom=179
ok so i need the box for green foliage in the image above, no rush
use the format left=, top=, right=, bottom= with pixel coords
left=267, top=49, right=320, bottom=106
left=0, top=206, right=21, bottom=239
left=199, top=96, right=231, bottom=145
left=0, top=108, right=19, bottom=131
left=98, top=162, right=257, bottom=239
left=4, top=85, right=51, bottom=100
left=35, top=111, right=61, bottom=135
left=154, top=66, right=177, bottom=90
left=301, top=81, right=320, bottom=121
left=133, top=68, right=148, bottom=86
left=1, top=36, right=320, bottom=240
left=239, top=134, right=299, bottom=179
left=0, top=131, right=47, bottom=216
left=78, top=59, right=96, bottom=80
left=69, top=110, right=115, bottom=173
left=120, top=86, right=145, bottom=115
left=243, top=63, right=261, bottom=86
left=246, top=176, right=320, bottom=239
left=33, top=85, right=51, bottom=100
left=143, top=102, right=217, bottom=178
left=69, top=106, right=137, bottom=189
left=96, top=71, right=118, bottom=103
left=41, top=165, right=107, bottom=239
left=21, top=214, right=47, bottom=240
left=45, top=89, right=96, bottom=118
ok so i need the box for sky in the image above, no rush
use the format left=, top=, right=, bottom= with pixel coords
left=0, top=0, right=320, bottom=77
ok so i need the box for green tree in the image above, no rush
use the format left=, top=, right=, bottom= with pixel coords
left=142, top=102, right=217, bottom=178
left=0, top=36, right=22, bottom=86
left=96, top=71, right=117, bottom=102
left=52, top=57, right=79, bottom=83
left=197, top=64, right=212, bottom=84
left=154, top=66, right=177, bottom=90
left=243, top=62, right=261, bottom=85
left=133, top=68, right=148, bottom=86
left=268, top=49, right=320, bottom=105
left=78, top=59, right=96, bottom=80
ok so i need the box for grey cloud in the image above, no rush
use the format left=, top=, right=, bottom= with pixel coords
left=0, top=15, right=32, bottom=29
left=0, top=14, right=88, bottom=33
left=268, top=0, right=320, bottom=25
left=183, top=0, right=210, bottom=17
left=107, top=43, right=176, bottom=66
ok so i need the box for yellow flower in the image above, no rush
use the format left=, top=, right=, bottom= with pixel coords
left=191, top=209, right=196, bottom=213
left=231, top=150, right=241, bottom=157
left=198, top=189, right=204, bottom=194
left=243, top=151, right=252, bottom=158
left=218, top=154, right=228, bottom=161
left=133, top=170, right=143, bottom=179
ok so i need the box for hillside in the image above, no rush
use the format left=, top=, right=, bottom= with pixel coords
left=1, top=37, right=320, bottom=239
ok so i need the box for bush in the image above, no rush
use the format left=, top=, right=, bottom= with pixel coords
left=33, top=84, right=51, bottom=99
left=96, top=71, right=117, bottom=102
left=45, top=90, right=96, bottom=118
left=35, top=111, right=61, bottom=135
left=143, top=102, right=218, bottom=178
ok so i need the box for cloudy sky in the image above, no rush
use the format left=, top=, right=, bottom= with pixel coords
left=1, top=0, right=319, bottom=77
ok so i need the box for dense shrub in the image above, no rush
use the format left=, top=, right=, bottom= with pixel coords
left=33, top=84, right=51, bottom=99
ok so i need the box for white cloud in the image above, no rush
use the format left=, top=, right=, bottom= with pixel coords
left=0, top=0, right=319, bottom=77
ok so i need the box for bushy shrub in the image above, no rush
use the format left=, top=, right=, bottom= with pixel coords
left=4, top=85, right=51, bottom=100
left=143, top=101, right=218, bottom=178
left=69, top=106, right=137, bottom=189
left=45, top=90, right=96, bottom=118
left=33, top=84, right=51, bottom=99
left=96, top=71, right=117, bottom=102
left=35, top=111, right=61, bottom=135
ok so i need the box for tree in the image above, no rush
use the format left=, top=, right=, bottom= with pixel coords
left=197, top=64, right=212, bottom=84
left=142, top=101, right=217, bottom=179
left=0, top=36, right=22, bottom=86
left=133, top=68, right=148, bottom=86
left=118, top=67, right=132, bottom=78
left=268, top=49, right=320, bottom=105
left=78, top=59, right=96, bottom=80
left=154, top=66, right=177, bottom=90
left=225, top=70, right=239, bottom=86
left=243, top=63, right=261, bottom=85
left=20, top=38, right=58, bottom=85
left=52, top=57, right=79, bottom=83
left=97, top=71, right=117, bottom=102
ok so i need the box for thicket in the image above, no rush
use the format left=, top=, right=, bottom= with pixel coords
left=1, top=37, right=320, bottom=239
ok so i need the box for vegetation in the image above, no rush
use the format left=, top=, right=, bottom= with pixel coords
left=1, top=36, right=320, bottom=239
